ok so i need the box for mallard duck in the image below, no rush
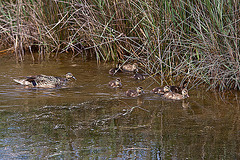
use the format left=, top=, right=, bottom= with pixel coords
left=120, top=63, right=138, bottom=72
left=109, top=63, right=122, bottom=75
left=13, top=72, right=76, bottom=88
left=109, top=78, right=122, bottom=88
left=131, top=69, right=145, bottom=80
left=162, top=88, right=189, bottom=100
left=169, top=81, right=188, bottom=93
left=152, top=85, right=170, bottom=94
left=126, top=86, right=144, bottom=97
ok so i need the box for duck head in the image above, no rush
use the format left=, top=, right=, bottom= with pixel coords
left=66, top=73, right=76, bottom=80
left=137, top=86, right=144, bottom=95
left=182, top=88, right=189, bottom=98
left=164, top=85, right=171, bottom=92
left=115, top=78, right=121, bottom=85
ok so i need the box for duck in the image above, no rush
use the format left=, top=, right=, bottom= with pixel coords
left=131, top=69, right=145, bottom=80
left=109, top=63, right=122, bottom=75
left=162, top=88, right=189, bottom=100
left=120, top=62, right=138, bottom=72
left=126, top=86, right=144, bottom=97
left=109, top=78, right=122, bottom=88
left=13, top=72, right=76, bottom=88
left=169, top=81, right=188, bottom=93
left=152, top=85, right=170, bottom=94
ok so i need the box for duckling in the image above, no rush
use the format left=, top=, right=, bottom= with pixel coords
left=109, top=78, right=122, bottom=88
left=126, top=86, right=144, bottom=97
left=109, top=63, right=122, bottom=75
left=120, top=62, right=138, bottom=72
left=162, top=88, right=189, bottom=100
left=131, top=69, right=145, bottom=80
left=169, top=81, right=188, bottom=93
left=13, top=72, right=76, bottom=88
left=152, top=85, right=170, bottom=94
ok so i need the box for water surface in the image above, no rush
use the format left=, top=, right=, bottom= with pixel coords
left=0, top=56, right=239, bottom=159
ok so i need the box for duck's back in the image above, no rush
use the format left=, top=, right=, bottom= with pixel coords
left=163, top=92, right=184, bottom=100
left=36, top=75, right=68, bottom=87
left=14, top=74, right=68, bottom=88
left=126, top=90, right=137, bottom=97
left=152, top=87, right=164, bottom=94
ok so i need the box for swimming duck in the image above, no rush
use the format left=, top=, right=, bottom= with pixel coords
left=13, top=72, right=76, bottom=88
left=109, top=78, right=122, bottom=88
left=162, top=88, right=189, bottom=100
left=131, top=69, right=145, bottom=80
left=120, top=62, right=138, bottom=72
left=169, top=81, right=188, bottom=93
left=126, top=86, right=144, bottom=97
left=109, top=63, right=122, bottom=75
left=152, top=85, right=170, bottom=94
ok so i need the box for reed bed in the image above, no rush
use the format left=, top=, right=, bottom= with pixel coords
left=0, top=0, right=239, bottom=90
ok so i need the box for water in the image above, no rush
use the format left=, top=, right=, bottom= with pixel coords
left=0, top=56, right=239, bottom=159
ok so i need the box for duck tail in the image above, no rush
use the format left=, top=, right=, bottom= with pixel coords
left=13, top=79, right=32, bottom=86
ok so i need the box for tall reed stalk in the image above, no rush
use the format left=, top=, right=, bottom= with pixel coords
left=0, top=0, right=239, bottom=90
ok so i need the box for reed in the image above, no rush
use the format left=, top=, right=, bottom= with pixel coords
left=0, top=0, right=239, bottom=90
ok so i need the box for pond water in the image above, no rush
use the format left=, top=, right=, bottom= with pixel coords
left=0, top=56, right=239, bottom=159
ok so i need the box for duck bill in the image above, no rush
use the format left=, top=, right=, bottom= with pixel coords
left=72, top=76, right=76, bottom=80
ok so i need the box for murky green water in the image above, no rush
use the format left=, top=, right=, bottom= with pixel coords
left=0, top=56, right=239, bottom=159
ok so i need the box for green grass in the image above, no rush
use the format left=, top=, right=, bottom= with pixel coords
left=0, top=0, right=239, bottom=90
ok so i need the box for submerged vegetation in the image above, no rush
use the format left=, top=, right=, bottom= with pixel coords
left=0, top=0, right=239, bottom=90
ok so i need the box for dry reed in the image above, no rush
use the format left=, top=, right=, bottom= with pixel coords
left=0, top=0, right=239, bottom=90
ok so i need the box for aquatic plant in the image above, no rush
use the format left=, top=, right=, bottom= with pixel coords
left=0, top=0, right=239, bottom=90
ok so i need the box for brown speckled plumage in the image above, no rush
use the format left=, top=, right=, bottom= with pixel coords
left=126, top=86, right=144, bottom=97
left=162, top=88, right=189, bottom=100
left=109, top=78, right=122, bottom=88
left=13, top=73, right=76, bottom=88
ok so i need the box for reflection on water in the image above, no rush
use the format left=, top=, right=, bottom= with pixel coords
left=0, top=57, right=239, bottom=159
